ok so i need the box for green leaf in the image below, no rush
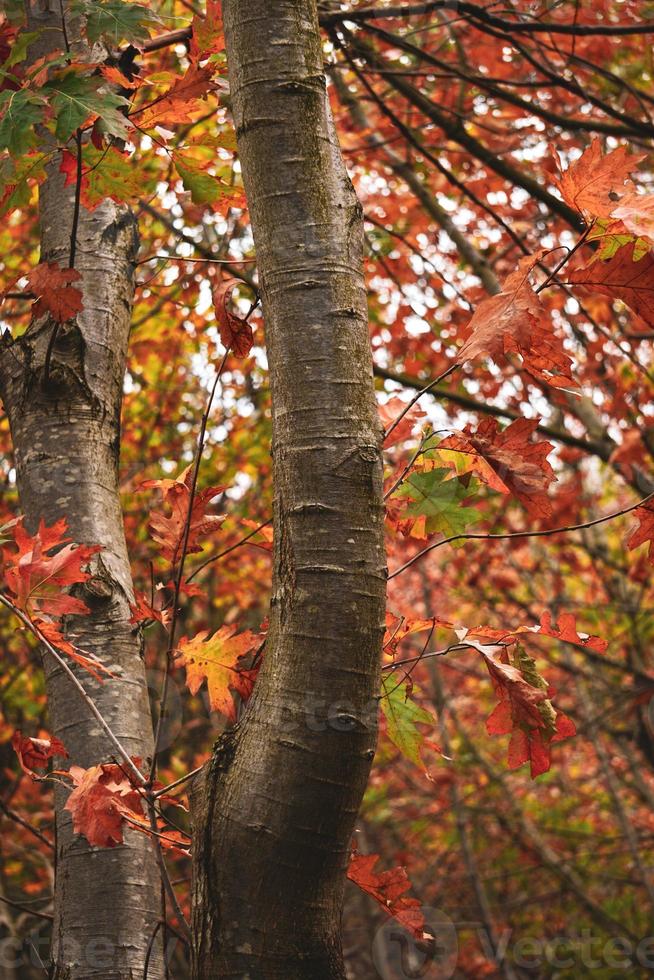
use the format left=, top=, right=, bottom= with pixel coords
left=174, top=156, right=241, bottom=208
left=4, top=30, right=39, bottom=68
left=73, top=0, right=161, bottom=46
left=74, top=144, right=155, bottom=207
left=381, top=678, right=437, bottom=770
left=0, top=152, right=46, bottom=216
left=44, top=73, right=130, bottom=142
left=0, top=89, right=44, bottom=154
left=394, top=467, right=482, bottom=539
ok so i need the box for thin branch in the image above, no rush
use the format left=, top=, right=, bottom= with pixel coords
left=0, top=593, right=145, bottom=785
left=390, top=491, right=654, bottom=579
left=149, top=347, right=232, bottom=782
left=0, top=797, right=54, bottom=850
left=0, top=894, right=53, bottom=921
left=187, top=518, right=272, bottom=582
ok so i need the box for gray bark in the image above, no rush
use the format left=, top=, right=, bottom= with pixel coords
left=0, top=5, right=162, bottom=978
left=191, top=2, right=387, bottom=977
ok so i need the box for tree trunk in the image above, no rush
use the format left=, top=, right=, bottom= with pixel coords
left=0, top=6, right=162, bottom=978
left=191, top=2, right=387, bottom=977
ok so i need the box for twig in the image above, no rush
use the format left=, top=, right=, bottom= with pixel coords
left=0, top=593, right=145, bottom=785
left=0, top=894, right=53, bottom=921
left=149, top=348, right=232, bottom=782
left=187, top=519, right=272, bottom=582
left=383, top=364, right=458, bottom=442
left=389, top=491, right=654, bottom=579
left=0, top=797, right=54, bottom=850
left=152, top=765, right=203, bottom=798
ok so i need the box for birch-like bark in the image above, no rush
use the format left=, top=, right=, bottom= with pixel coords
left=0, top=6, right=161, bottom=978
left=191, top=2, right=387, bottom=977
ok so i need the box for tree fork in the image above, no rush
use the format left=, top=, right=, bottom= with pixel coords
left=191, top=2, right=387, bottom=977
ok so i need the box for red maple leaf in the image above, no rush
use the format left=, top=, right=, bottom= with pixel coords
left=568, top=243, right=654, bottom=329
left=140, top=466, right=227, bottom=563
left=538, top=611, right=608, bottom=654
left=12, top=730, right=68, bottom=778
left=3, top=517, right=98, bottom=619
left=481, top=647, right=576, bottom=778
left=347, top=852, right=425, bottom=939
left=212, top=278, right=254, bottom=357
left=25, top=262, right=83, bottom=323
left=137, top=63, right=217, bottom=128
left=455, top=254, right=575, bottom=387
left=129, top=588, right=172, bottom=628
left=627, top=502, right=654, bottom=563
left=2, top=518, right=110, bottom=679
left=439, top=417, right=556, bottom=518
left=65, top=762, right=145, bottom=848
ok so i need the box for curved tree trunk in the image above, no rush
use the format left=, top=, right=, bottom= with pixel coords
left=191, top=2, right=387, bottom=977
left=0, top=6, right=162, bottom=979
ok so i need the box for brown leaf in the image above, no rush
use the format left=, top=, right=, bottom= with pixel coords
left=456, top=254, right=575, bottom=387
left=555, top=139, right=645, bottom=220
left=439, top=418, right=556, bottom=518
left=212, top=278, right=254, bottom=357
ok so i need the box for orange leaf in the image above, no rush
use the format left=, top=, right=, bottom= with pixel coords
left=137, top=63, right=216, bottom=128
left=175, top=625, right=259, bottom=719
left=191, top=0, right=225, bottom=59
left=555, top=139, right=645, bottom=220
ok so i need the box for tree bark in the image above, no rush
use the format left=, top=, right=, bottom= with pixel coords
left=191, top=2, right=387, bottom=978
left=0, top=6, right=162, bottom=978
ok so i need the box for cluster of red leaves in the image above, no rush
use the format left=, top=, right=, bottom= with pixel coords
left=481, top=646, right=576, bottom=778
left=556, top=139, right=654, bottom=328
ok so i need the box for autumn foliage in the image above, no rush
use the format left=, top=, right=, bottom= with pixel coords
left=2, top=1, right=654, bottom=977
